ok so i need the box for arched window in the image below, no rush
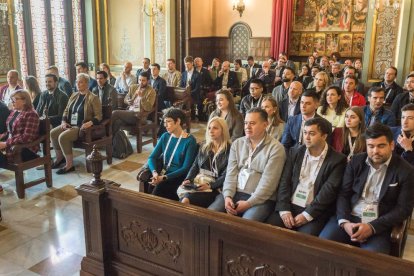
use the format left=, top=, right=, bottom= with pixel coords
left=229, top=22, right=251, bottom=61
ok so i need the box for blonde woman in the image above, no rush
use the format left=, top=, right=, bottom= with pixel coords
left=261, top=96, right=285, bottom=141
left=308, top=71, right=330, bottom=99
left=179, top=117, right=231, bottom=207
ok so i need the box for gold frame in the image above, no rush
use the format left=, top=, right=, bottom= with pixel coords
left=367, top=8, right=380, bottom=82
left=0, top=0, right=17, bottom=78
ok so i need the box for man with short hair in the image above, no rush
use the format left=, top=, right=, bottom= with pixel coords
left=36, top=74, right=69, bottom=127
left=342, top=76, right=366, bottom=107
left=180, top=56, right=201, bottom=119
left=303, top=66, right=321, bottom=89
left=279, top=52, right=296, bottom=72
left=272, top=67, right=296, bottom=104
left=240, top=79, right=265, bottom=117
left=392, top=103, right=414, bottom=165
left=244, top=56, right=260, bottom=79
left=74, top=62, right=97, bottom=92
left=162, top=58, right=182, bottom=87
left=150, top=63, right=167, bottom=111
left=208, top=107, right=286, bottom=222
left=213, top=61, right=239, bottom=91
left=114, top=61, right=137, bottom=94
left=330, top=63, right=343, bottom=84
left=319, top=123, right=414, bottom=254
left=135, top=57, right=151, bottom=80
left=92, top=70, right=118, bottom=110
left=278, top=81, right=302, bottom=122
left=273, top=57, right=287, bottom=86
left=391, top=74, right=414, bottom=124
left=372, top=66, right=403, bottom=105
left=46, top=65, right=72, bottom=97
left=267, top=117, right=347, bottom=236
left=364, top=87, right=396, bottom=127
left=233, top=59, right=248, bottom=85
left=335, top=66, right=364, bottom=94
left=319, top=56, right=330, bottom=73
left=0, top=70, right=22, bottom=108
left=111, top=73, right=156, bottom=135
left=281, top=90, right=323, bottom=150
left=194, top=57, right=212, bottom=89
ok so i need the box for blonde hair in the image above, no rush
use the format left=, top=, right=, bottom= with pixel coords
left=202, top=117, right=231, bottom=154
left=314, top=71, right=331, bottom=88
left=11, top=90, right=33, bottom=111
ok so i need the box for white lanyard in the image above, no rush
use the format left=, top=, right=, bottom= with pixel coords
left=72, top=94, right=86, bottom=114
left=348, top=134, right=356, bottom=159
left=163, top=132, right=184, bottom=171
left=209, top=150, right=220, bottom=176
left=250, top=95, right=263, bottom=108
left=246, top=136, right=265, bottom=168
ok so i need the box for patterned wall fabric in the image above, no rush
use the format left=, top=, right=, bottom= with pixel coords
left=0, top=11, right=13, bottom=75
left=230, top=23, right=250, bottom=61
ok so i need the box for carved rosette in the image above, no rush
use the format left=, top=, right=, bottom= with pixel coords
left=120, top=220, right=181, bottom=263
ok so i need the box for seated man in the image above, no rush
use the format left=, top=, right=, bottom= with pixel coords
left=213, top=61, right=239, bottom=91
left=233, top=59, right=248, bottom=85
left=272, top=67, right=295, bottom=103
left=267, top=117, right=347, bottom=235
left=335, top=66, right=364, bottom=95
left=342, top=76, right=366, bottom=107
left=162, top=58, right=182, bottom=87
left=303, top=66, right=320, bottom=89
left=150, top=63, right=167, bottom=111
left=194, top=57, right=213, bottom=90
left=319, top=123, right=414, bottom=254
left=273, top=58, right=286, bottom=86
left=254, top=61, right=276, bottom=92
left=240, top=79, right=265, bottom=117
left=330, top=63, right=343, bottom=84
left=208, top=107, right=286, bottom=222
left=279, top=52, right=296, bottom=72
left=180, top=56, right=201, bottom=119
left=111, top=73, right=156, bottom=135
left=391, top=74, right=414, bottom=125
left=92, top=70, right=117, bottom=110
left=244, top=55, right=261, bottom=79
left=364, top=87, right=396, bottom=127
left=36, top=74, right=69, bottom=128
left=281, top=90, right=321, bottom=150
left=73, top=62, right=97, bottom=92
left=114, top=61, right=137, bottom=94
left=319, top=56, right=330, bottom=73
left=0, top=70, right=22, bottom=109
left=372, top=66, right=403, bottom=105
left=278, top=81, right=302, bottom=122
left=135, top=57, right=151, bottom=80
left=46, top=65, right=72, bottom=97
left=392, top=103, right=414, bottom=166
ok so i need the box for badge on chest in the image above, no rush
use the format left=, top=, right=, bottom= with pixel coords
left=71, top=113, right=78, bottom=126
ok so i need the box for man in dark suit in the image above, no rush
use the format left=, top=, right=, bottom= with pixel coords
left=92, top=70, right=118, bottom=111
left=36, top=74, right=69, bottom=127
left=46, top=65, right=73, bottom=97
left=213, top=61, right=239, bottom=91
left=150, top=63, right=167, bottom=112
left=244, top=56, right=260, bottom=79
left=391, top=74, right=414, bottom=125
left=391, top=103, right=414, bottom=166
left=372, top=66, right=403, bottom=105
left=279, top=81, right=302, bottom=122
left=319, top=123, right=414, bottom=254
left=254, top=61, right=276, bottom=94
left=135, top=57, right=151, bottom=81
left=180, top=56, right=201, bottom=119
left=281, top=90, right=321, bottom=150
left=267, top=117, right=347, bottom=236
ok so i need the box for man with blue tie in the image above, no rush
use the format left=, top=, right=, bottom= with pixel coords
left=180, top=56, right=201, bottom=120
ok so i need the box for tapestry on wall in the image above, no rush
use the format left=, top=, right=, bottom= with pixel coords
left=291, top=0, right=368, bottom=57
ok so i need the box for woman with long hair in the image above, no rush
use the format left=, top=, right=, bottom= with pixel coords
left=317, top=86, right=348, bottom=128
left=209, top=89, right=243, bottom=141
left=99, top=63, right=116, bottom=86
left=308, top=71, right=330, bottom=98
left=178, top=117, right=231, bottom=207
left=24, top=76, right=41, bottom=110
left=307, top=56, right=316, bottom=68
left=209, top=58, right=221, bottom=80
left=296, top=64, right=311, bottom=84
left=261, top=96, right=285, bottom=141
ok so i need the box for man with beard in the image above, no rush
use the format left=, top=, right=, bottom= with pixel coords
left=372, top=67, right=403, bottom=105
left=391, top=74, right=414, bottom=124
left=162, top=58, right=182, bottom=87
left=392, top=103, right=414, bottom=165
left=240, top=79, right=265, bottom=117
left=363, top=87, right=396, bottom=127
left=272, top=67, right=296, bottom=104
left=92, top=70, right=118, bottom=110
left=213, top=61, right=239, bottom=91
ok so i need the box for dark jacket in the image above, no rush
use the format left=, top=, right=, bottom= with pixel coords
left=213, top=71, right=239, bottom=91
left=363, top=106, right=396, bottom=127
left=391, top=92, right=412, bottom=124
left=91, top=82, right=118, bottom=111
left=0, top=101, right=10, bottom=134
left=391, top=127, right=414, bottom=166
left=196, top=67, right=213, bottom=90
left=276, top=145, right=347, bottom=218
left=180, top=70, right=201, bottom=102
left=279, top=97, right=301, bottom=122
left=337, top=153, right=414, bottom=234
left=150, top=76, right=167, bottom=111
left=372, top=81, right=403, bottom=105
left=135, top=68, right=151, bottom=80
left=58, top=77, right=73, bottom=97
left=185, top=143, right=231, bottom=190
left=36, top=88, right=69, bottom=127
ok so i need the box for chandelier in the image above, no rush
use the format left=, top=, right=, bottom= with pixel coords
left=232, top=0, right=245, bottom=17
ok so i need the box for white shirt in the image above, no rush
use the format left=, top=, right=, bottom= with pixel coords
left=288, top=98, right=298, bottom=118
left=186, top=69, right=194, bottom=85
left=4, top=86, right=18, bottom=108
left=114, top=74, right=137, bottom=93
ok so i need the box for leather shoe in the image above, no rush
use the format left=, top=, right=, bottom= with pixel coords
left=56, top=166, right=75, bottom=175
left=52, top=158, right=66, bottom=169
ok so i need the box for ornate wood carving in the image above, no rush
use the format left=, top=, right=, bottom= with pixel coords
left=120, top=220, right=181, bottom=263
left=226, top=254, right=296, bottom=276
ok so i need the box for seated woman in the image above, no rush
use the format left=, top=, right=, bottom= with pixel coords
left=331, top=106, right=366, bottom=160
left=50, top=73, right=102, bottom=174
left=317, top=86, right=348, bottom=128
left=209, top=89, right=243, bottom=141
left=296, top=64, right=311, bottom=84
left=24, top=76, right=41, bottom=110
left=146, top=108, right=198, bottom=201
left=0, top=90, right=39, bottom=191
left=178, top=117, right=231, bottom=207
left=261, top=96, right=285, bottom=141
left=307, top=71, right=330, bottom=99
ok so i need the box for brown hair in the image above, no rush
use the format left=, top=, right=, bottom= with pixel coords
left=11, top=90, right=33, bottom=111
left=342, top=106, right=366, bottom=154
left=261, top=96, right=284, bottom=126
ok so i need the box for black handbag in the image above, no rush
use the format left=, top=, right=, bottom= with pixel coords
left=136, top=157, right=163, bottom=182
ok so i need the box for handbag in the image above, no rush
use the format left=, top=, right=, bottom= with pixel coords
left=136, top=157, right=163, bottom=182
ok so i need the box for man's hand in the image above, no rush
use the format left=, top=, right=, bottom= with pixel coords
left=351, top=223, right=374, bottom=243
left=80, top=121, right=93, bottom=130
left=121, top=71, right=127, bottom=80
left=281, top=213, right=296, bottom=229
left=135, top=86, right=143, bottom=97
left=397, top=132, right=413, bottom=151
left=235, top=200, right=251, bottom=214
left=294, top=214, right=308, bottom=227
left=0, top=142, right=6, bottom=150
left=224, top=197, right=237, bottom=216
left=342, top=222, right=356, bottom=237
left=218, top=70, right=224, bottom=77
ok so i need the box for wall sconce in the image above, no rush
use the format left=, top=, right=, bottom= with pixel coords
left=142, top=0, right=164, bottom=17
left=232, top=0, right=245, bottom=17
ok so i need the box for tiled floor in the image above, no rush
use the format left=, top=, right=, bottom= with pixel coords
left=0, top=122, right=413, bottom=276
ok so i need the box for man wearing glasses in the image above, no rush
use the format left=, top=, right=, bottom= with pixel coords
left=240, top=79, right=265, bottom=117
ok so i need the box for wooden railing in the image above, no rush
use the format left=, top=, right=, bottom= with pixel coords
left=77, top=148, right=414, bottom=276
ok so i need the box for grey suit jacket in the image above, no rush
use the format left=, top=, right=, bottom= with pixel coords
left=92, top=83, right=118, bottom=110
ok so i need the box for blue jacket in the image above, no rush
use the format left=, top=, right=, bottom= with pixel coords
left=363, top=106, right=396, bottom=127
left=151, top=76, right=167, bottom=111
left=180, top=70, right=201, bottom=101
left=281, top=114, right=304, bottom=150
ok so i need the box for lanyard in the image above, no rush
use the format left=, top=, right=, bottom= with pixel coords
left=72, top=94, right=86, bottom=114
left=250, top=94, right=263, bottom=108
left=209, top=150, right=220, bottom=176
left=246, top=136, right=265, bottom=168
left=163, top=132, right=184, bottom=171
left=348, top=134, right=356, bottom=159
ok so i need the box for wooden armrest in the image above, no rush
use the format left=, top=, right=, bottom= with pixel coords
left=9, top=136, right=44, bottom=155
left=391, top=220, right=407, bottom=243
left=173, top=100, right=185, bottom=107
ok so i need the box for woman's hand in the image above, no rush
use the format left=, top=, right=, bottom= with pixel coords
left=0, top=141, right=7, bottom=150
left=196, top=183, right=210, bottom=191
left=81, top=121, right=93, bottom=130
left=149, top=175, right=164, bottom=186
left=181, top=179, right=191, bottom=187
left=61, top=121, right=71, bottom=130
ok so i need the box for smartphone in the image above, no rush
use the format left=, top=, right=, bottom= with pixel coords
left=183, top=183, right=197, bottom=190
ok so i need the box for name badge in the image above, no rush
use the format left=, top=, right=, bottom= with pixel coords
left=71, top=113, right=78, bottom=126
left=362, top=202, right=378, bottom=223
left=237, top=168, right=251, bottom=190
left=160, top=169, right=166, bottom=175
left=291, top=186, right=311, bottom=208
left=133, top=105, right=140, bottom=112
left=200, top=168, right=217, bottom=178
